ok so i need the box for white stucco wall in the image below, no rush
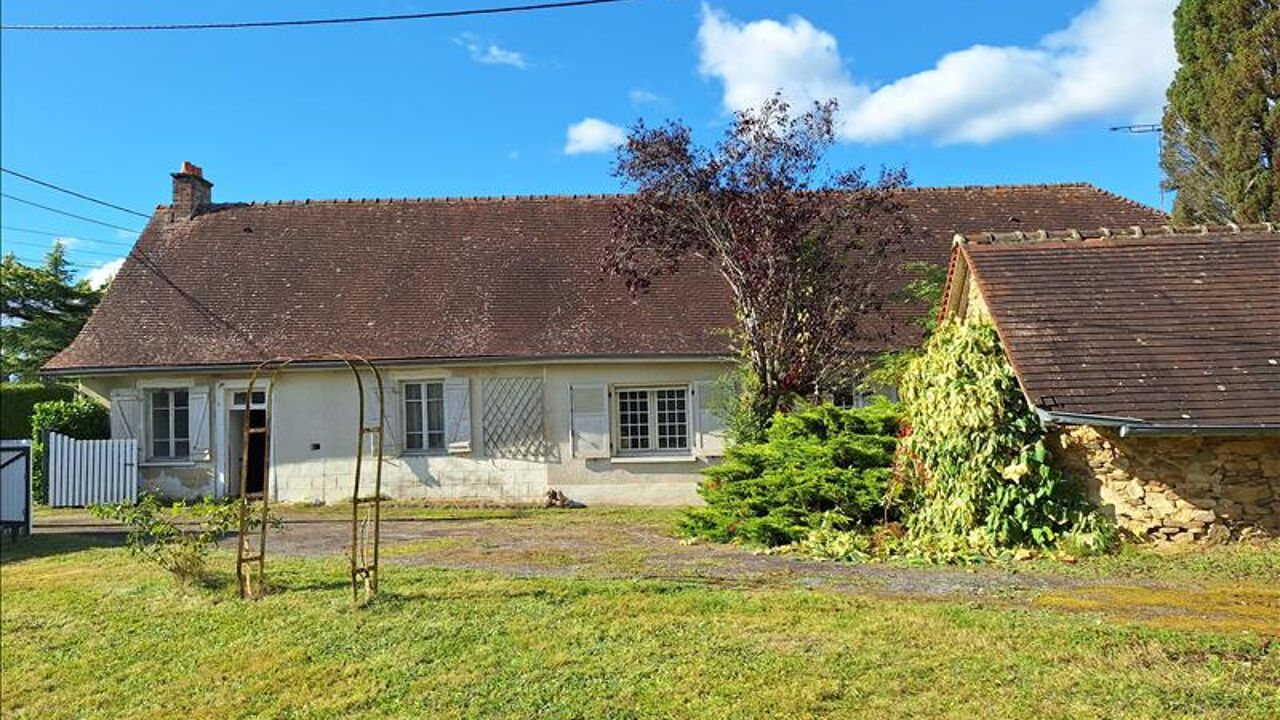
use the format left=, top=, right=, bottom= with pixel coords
left=77, top=359, right=732, bottom=506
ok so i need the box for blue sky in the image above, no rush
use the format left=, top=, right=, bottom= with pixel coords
left=1, top=0, right=1176, bottom=282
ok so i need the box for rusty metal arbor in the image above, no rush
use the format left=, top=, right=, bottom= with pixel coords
left=235, top=354, right=386, bottom=603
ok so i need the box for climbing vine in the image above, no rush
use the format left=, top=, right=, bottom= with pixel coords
left=896, top=320, right=1112, bottom=559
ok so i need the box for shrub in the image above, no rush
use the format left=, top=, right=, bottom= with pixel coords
left=897, top=321, right=1113, bottom=559
left=30, top=398, right=110, bottom=503
left=680, top=402, right=899, bottom=547
left=0, top=382, right=75, bottom=439
left=91, top=494, right=241, bottom=589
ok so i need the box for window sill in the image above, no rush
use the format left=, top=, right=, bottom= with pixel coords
left=140, top=460, right=196, bottom=468
left=399, top=450, right=448, bottom=458
left=609, top=455, right=698, bottom=464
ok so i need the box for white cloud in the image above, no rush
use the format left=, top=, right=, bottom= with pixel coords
left=697, top=5, right=866, bottom=118
left=53, top=236, right=82, bottom=249
left=697, top=0, right=1177, bottom=144
left=564, top=118, right=626, bottom=155
left=454, top=33, right=528, bottom=69
left=84, top=258, right=124, bottom=289
left=629, top=88, right=664, bottom=106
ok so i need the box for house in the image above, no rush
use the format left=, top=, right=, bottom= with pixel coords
left=41, top=163, right=1165, bottom=505
left=942, top=224, right=1280, bottom=540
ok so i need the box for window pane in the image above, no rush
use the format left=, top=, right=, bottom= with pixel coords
left=426, top=397, right=444, bottom=435
left=152, top=407, right=170, bottom=442
left=405, top=401, right=423, bottom=433
left=425, top=382, right=444, bottom=401
left=251, top=391, right=266, bottom=404
left=173, top=408, right=189, bottom=440
left=153, top=440, right=168, bottom=458
left=427, top=431, right=445, bottom=450
left=174, top=440, right=189, bottom=458
left=233, top=391, right=247, bottom=406
left=404, top=383, right=422, bottom=401
left=617, top=390, right=650, bottom=451
left=656, top=388, right=688, bottom=450
left=173, top=390, right=189, bottom=408
left=152, top=390, right=169, bottom=409
left=406, top=432, right=424, bottom=451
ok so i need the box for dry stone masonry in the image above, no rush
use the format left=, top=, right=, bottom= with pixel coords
left=1054, top=427, right=1280, bottom=543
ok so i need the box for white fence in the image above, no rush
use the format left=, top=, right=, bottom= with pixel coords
left=47, top=432, right=139, bottom=507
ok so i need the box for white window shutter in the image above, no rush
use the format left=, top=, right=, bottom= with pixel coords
left=109, top=389, right=142, bottom=440
left=188, top=387, right=211, bottom=462
left=381, top=383, right=401, bottom=456
left=694, top=380, right=727, bottom=457
left=444, top=378, right=472, bottom=454
left=570, top=384, right=610, bottom=459
left=360, top=379, right=399, bottom=455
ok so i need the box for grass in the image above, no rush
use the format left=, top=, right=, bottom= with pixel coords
left=3, top=527, right=1279, bottom=719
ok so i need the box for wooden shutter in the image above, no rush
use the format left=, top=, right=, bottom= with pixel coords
left=109, top=389, right=142, bottom=441
left=361, top=379, right=400, bottom=456
left=569, top=384, right=610, bottom=459
left=444, top=378, right=472, bottom=454
left=188, top=387, right=211, bottom=462
left=694, top=380, right=727, bottom=458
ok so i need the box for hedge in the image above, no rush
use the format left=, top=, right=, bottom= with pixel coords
left=1, top=383, right=76, bottom=439
left=30, top=399, right=111, bottom=504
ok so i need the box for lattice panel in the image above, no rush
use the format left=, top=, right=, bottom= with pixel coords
left=483, top=377, right=553, bottom=460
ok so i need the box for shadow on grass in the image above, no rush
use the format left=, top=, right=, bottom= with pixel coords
left=0, top=532, right=126, bottom=564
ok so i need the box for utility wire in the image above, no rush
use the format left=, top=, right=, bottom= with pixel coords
left=1, top=0, right=636, bottom=32
left=0, top=193, right=141, bottom=234
left=1, top=224, right=138, bottom=249
left=0, top=235, right=127, bottom=259
left=1, top=168, right=151, bottom=217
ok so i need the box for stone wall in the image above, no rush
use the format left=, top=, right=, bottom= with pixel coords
left=1053, top=426, right=1280, bottom=543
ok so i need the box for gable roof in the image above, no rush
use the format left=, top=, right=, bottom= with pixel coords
left=44, top=182, right=1165, bottom=374
left=949, top=224, right=1280, bottom=431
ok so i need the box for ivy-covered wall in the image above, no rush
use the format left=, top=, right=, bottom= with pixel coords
left=1054, top=427, right=1280, bottom=542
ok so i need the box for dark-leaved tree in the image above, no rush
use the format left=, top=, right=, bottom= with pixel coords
left=1161, top=0, right=1279, bottom=223
left=1, top=243, right=103, bottom=382
left=605, top=95, right=911, bottom=433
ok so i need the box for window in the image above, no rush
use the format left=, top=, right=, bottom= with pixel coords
left=831, top=382, right=899, bottom=409
left=231, top=390, right=267, bottom=408
left=615, top=386, right=689, bottom=455
left=149, top=388, right=190, bottom=460
left=403, top=381, right=445, bottom=452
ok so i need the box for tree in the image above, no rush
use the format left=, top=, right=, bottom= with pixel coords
left=1161, top=0, right=1279, bottom=223
left=0, top=242, right=103, bottom=381
left=605, top=95, right=910, bottom=432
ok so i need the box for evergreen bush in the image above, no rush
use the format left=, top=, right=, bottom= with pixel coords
left=680, top=402, right=899, bottom=547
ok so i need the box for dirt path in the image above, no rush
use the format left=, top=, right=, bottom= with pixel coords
left=31, top=511, right=1280, bottom=634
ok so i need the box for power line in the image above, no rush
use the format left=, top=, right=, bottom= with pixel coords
left=0, top=0, right=636, bottom=32
left=0, top=193, right=141, bottom=234
left=1, top=224, right=137, bottom=249
left=1, top=168, right=151, bottom=218
left=0, top=237, right=127, bottom=261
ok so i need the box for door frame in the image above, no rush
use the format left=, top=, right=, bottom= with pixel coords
left=214, top=381, right=275, bottom=500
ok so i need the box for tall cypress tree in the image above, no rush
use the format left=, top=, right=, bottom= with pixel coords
left=0, top=243, right=103, bottom=382
left=1161, top=0, right=1279, bottom=223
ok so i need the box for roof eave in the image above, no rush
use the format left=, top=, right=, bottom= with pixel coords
left=1034, top=408, right=1280, bottom=437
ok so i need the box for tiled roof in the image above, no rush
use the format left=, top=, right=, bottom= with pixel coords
left=955, top=224, right=1280, bottom=428
left=44, top=183, right=1165, bottom=373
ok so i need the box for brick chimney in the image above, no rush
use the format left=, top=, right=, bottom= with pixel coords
left=170, top=161, right=212, bottom=219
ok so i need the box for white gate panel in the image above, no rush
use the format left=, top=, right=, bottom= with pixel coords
left=1, top=440, right=32, bottom=534
left=47, top=432, right=138, bottom=507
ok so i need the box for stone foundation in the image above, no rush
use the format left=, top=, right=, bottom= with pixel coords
left=1053, top=426, right=1280, bottom=543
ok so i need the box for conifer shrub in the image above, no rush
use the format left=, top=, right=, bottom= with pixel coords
left=680, top=402, right=899, bottom=547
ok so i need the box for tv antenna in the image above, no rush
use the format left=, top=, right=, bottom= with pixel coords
left=1109, top=124, right=1166, bottom=210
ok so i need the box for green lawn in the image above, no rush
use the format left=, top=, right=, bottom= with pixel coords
left=3, top=521, right=1279, bottom=719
